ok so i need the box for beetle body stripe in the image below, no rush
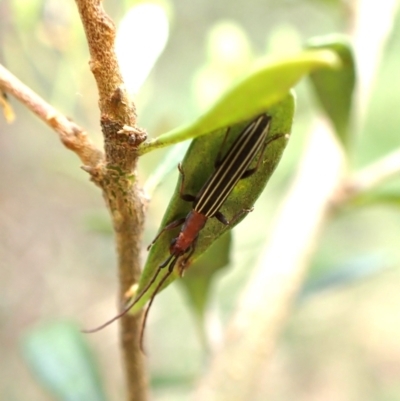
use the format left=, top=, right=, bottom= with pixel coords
left=194, top=114, right=271, bottom=217
left=83, top=113, right=277, bottom=342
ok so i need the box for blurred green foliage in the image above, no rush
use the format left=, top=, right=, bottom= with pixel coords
left=306, top=35, right=356, bottom=147
left=22, top=321, right=108, bottom=401
left=1, top=1, right=400, bottom=401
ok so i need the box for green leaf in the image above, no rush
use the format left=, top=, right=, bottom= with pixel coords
left=131, top=92, right=295, bottom=313
left=179, top=231, right=231, bottom=319
left=306, top=35, right=356, bottom=148
left=22, top=321, right=108, bottom=401
left=178, top=231, right=231, bottom=347
left=138, top=49, right=339, bottom=155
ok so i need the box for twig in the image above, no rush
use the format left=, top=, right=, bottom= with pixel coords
left=194, top=119, right=345, bottom=401
left=2, top=1, right=150, bottom=399
left=0, top=64, right=103, bottom=168
left=333, top=148, right=400, bottom=205
left=74, top=0, right=140, bottom=127
left=73, top=1, right=148, bottom=401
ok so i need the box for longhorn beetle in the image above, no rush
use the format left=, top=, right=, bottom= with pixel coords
left=84, top=114, right=285, bottom=345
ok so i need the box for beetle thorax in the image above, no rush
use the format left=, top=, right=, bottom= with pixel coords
left=170, top=210, right=208, bottom=255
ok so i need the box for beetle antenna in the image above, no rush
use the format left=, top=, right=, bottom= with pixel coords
left=82, top=261, right=172, bottom=333
left=139, top=255, right=179, bottom=352
left=82, top=253, right=179, bottom=334
left=82, top=298, right=137, bottom=333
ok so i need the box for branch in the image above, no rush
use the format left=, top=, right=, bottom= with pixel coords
left=0, top=64, right=103, bottom=168
left=194, top=119, right=346, bottom=401
left=333, top=148, right=400, bottom=205
left=74, top=2, right=148, bottom=401
left=74, top=0, right=140, bottom=128
left=1, top=1, right=150, bottom=399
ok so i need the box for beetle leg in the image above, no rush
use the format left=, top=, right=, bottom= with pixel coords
left=241, top=133, right=285, bottom=179
left=178, top=163, right=196, bottom=202
left=214, top=207, right=254, bottom=226
left=147, top=217, right=186, bottom=250
left=139, top=268, right=174, bottom=352
left=214, top=126, right=232, bottom=169
left=178, top=235, right=199, bottom=276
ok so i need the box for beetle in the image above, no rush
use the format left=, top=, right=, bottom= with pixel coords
left=146, top=114, right=277, bottom=275
left=84, top=113, right=284, bottom=340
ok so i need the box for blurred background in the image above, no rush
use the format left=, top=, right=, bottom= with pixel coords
left=1, top=0, right=400, bottom=400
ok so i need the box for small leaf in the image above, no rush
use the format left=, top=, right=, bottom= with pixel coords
left=306, top=35, right=356, bottom=147
left=179, top=231, right=232, bottom=320
left=22, top=321, right=108, bottom=401
left=177, top=232, right=232, bottom=348
left=131, top=93, right=295, bottom=312
left=138, top=49, right=339, bottom=155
